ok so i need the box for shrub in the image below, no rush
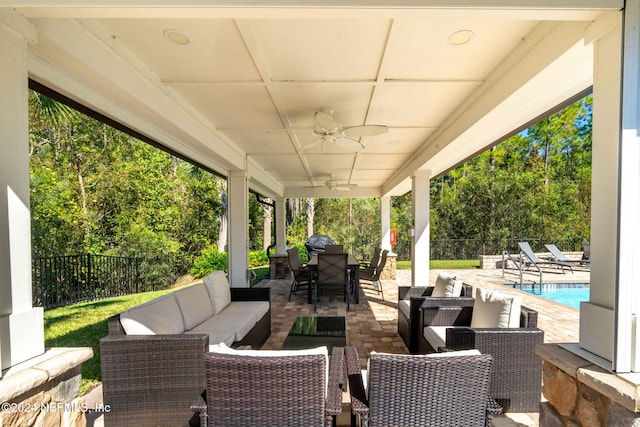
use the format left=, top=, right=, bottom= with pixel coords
left=190, top=246, right=228, bottom=278
left=249, top=250, right=269, bottom=268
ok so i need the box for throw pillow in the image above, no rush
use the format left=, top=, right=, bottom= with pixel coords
left=470, top=287, right=522, bottom=328
left=431, top=271, right=463, bottom=297
left=203, top=271, right=232, bottom=314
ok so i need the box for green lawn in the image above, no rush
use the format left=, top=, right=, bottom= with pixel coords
left=396, top=259, right=479, bottom=269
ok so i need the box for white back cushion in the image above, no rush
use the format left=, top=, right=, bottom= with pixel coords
left=174, top=283, right=215, bottom=330
left=120, top=294, right=185, bottom=335
left=203, top=271, right=231, bottom=314
left=431, top=271, right=463, bottom=297
left=470, top=288, right=522, bottom=328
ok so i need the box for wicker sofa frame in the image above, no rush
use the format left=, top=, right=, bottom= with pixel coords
left=345, top=346, right=501, bottom=427
left=397, top=284, right=473, bottom=353
left=101, top=287, right=271, bottom=426
left=418, top=302, right=543, bottom=413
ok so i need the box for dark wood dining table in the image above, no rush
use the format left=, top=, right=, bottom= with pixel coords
left=306, top=253, right=360, bottom=305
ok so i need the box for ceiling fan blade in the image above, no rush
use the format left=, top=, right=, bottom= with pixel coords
left=314, top=110, right=339, bottom=132
left=335, top=184, right=356, bottom=191
left=335, top=137, right=365, bottom=151
left=342, top=125, right=388, bottom=137
left=301, top=138, right=321, bottom=151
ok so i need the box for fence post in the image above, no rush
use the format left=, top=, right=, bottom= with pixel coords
left=135, top=257, right=140, bottom=293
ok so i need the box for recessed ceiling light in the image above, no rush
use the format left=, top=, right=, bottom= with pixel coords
left=448, top=30, right=474, bottom=46
left=164, top=29, right=190, bottom=45
left=388, top=140, right=400, bottom=146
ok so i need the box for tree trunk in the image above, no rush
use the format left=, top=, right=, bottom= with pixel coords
left=306, top=198, right=314, bottom=237
left=218, top=192, right=228, bottom=252
left=263, top=200, right=272, bottom=250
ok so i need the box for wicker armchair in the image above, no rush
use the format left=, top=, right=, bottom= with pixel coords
left=191, top=346, right=344, bottom=427
left=345, top=346, right=501, bottom=427
left=397, top=283, right=473, bottom=353
left=418, top=303, right=544, bottom=412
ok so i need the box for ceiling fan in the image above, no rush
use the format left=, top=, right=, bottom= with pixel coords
left=302, top=107, right=388, bottom=151
left=306, top=175, right=357, bottom=191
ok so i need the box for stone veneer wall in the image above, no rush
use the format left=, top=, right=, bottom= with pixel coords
left=536, top=344, right=640, bottom=426
left=0, top=347, right=93, bottom=427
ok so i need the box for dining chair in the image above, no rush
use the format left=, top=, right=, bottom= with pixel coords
left=324, top=244, right=344, bottom=253
left=314, top=252, right=350, bottom=310
left=359, top=249, right=388, bottom=300
left=287, top=247, right=310, bottom=301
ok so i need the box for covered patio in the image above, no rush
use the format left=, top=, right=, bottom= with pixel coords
left=2, top=1, right=640, bottom=426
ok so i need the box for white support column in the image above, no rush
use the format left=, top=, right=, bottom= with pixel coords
left=274, top=197, right=287, bottom=255
left=615, top=2, right=640, bottom=373
left=578, top=12, right=621, bottom=367
left=0, top=22, right=44, bottom=374
left=227, top=170, right=249, bottom=288
left=411, top=171, right=431, bottom=286
left=380, top=196, right=391, bottom=251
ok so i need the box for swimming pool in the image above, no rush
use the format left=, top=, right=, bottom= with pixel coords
left=512, top=283, right=590, bottom=309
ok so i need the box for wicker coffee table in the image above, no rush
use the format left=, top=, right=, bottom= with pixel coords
left=282, top=316, right=346, bottom=352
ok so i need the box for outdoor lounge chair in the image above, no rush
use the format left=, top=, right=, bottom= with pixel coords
left=545, top=243, right=590, bottom=267
left=192, top=345, right=344, bottom=427
left=518, top=241, right=573, bottom=273
left=418, top=291, right=544, bottom=413
left=345, top=346, right=501, bottom=427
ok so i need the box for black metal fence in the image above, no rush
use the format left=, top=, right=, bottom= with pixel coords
left=32, top=254, right=143, bottom=310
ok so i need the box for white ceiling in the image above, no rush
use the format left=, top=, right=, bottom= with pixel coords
left=7, top=1, right=620, bottom=198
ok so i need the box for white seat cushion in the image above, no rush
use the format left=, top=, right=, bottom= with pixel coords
left=184, top=329, right=236, bottom=347
left=190, top=312, right=257, bottom=342
left=398, top=300, right=411, bottom=319
left=173, top=283, right=215, bottom=330
left=423, top=326, right=450, bottom=351
left=431, top=271, right=463, bottom=297
left=120, top=294, right=184, bottom=335
left=221, top=301, right=270, bottom=321
left=203, top=271, right=231, bottom=314
left=210, top=342, right=327, bottom=358
left=470, top=287, right=522, bottom=328
left=426, top=349, right=481, bottom=358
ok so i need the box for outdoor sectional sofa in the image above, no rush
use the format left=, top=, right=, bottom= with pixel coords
left=100, top=271, right=271, bottom=426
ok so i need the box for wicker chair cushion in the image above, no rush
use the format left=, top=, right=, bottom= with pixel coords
left=174, top=283, right=215, bottom=329
left=184, top=328, right=236, bottom=347
left=470, top=288, right=522, bottom=328
left=219, top=301, right=270, bottom=320
left=191, top=312, right=257, bottom=341
left=203, top=271, right=231, bottom=314
left=431, top=272, right=463, bottom=297
left=120, top=294, right=185, bottom=335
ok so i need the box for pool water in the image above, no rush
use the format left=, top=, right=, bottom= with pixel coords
left=514, top=283, right=590, bottom=308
